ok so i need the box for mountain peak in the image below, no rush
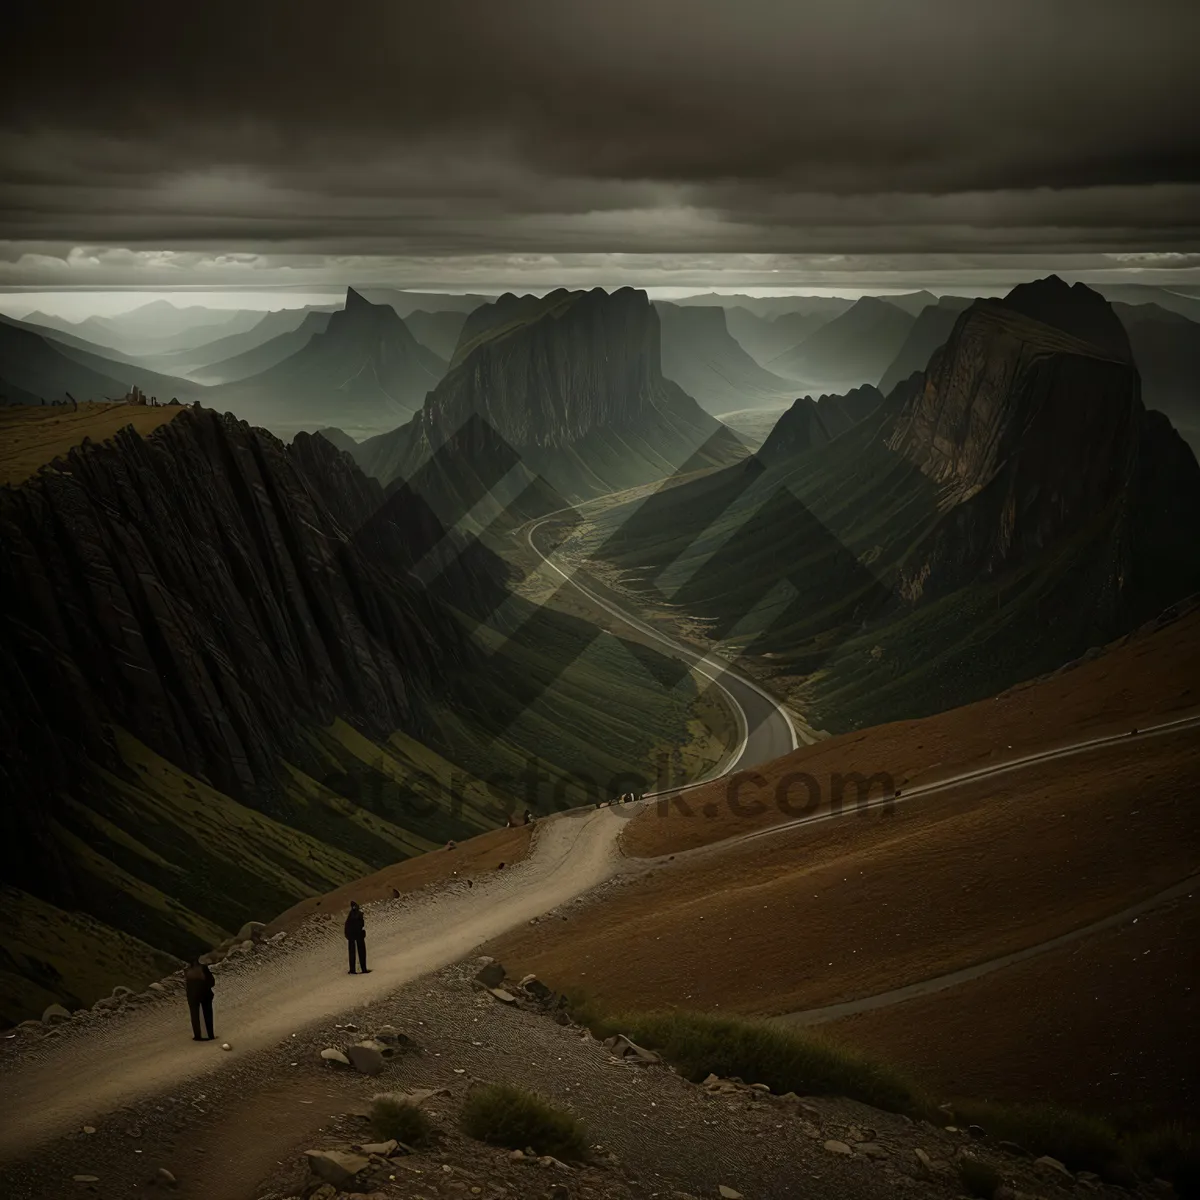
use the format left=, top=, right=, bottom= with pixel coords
left=1000, top=275, right=1131, bottom=360
left=344, top=287, right=373, bottom=311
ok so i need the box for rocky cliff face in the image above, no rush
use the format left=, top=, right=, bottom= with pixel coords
left=886, top=280, right=1199, bottom=608
left=0, top=409, right=474, bottom=909
left=357, top=287, right=746, bottom=499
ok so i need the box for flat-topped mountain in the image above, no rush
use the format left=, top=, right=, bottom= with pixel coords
left=355, top=286, right=747, bottom=501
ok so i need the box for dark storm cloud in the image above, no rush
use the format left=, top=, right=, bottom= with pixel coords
left=1, top=0, right=1197, bottom=280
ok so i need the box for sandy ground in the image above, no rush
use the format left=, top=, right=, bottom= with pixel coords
left=0, top=808, right=622, bottom=1162
left=0, top=401, right=182, bottom=486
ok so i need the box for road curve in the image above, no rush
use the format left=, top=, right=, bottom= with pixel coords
left=524, top=509, right=803, bottom=787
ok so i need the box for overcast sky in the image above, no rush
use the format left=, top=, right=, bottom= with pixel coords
left=2, top=0, right=1197, bottom=296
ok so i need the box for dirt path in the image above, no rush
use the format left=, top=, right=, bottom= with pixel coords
left=774, top=872, right=1200, bottom=1028
left=0, top=807, right=624, bottom=1161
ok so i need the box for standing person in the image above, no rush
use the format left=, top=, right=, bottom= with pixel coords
left=522, top=809, right=533, bottom=825
left=345, top=901, right=369, bottom=975
left=184, top=958, right=215, bottom=1042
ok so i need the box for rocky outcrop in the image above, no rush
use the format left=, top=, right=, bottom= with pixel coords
left=886, top=281, right=1200, bottom=610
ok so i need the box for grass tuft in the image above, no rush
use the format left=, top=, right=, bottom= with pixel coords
left=603, top=1009, right=931, bottom=1118
left=369, top=1095, right=435, bottom=1147
left=460, top=1083, right=588, bottom=1161
left=952, top=1100, right=1122, bottom=1175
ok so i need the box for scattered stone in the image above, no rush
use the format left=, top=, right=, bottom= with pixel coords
left=155, top=1167, right=177, bottom=1186
left=220, top=1042, right=232, bottom=1051
left=474, top=961, right=506, bottom=988
left=346, top=1043, right=385, bottom=1075
left=1034, top=1155, right=1073, bottom=1180
left=489, top=988, right=518, bottom=1004
left=17, top=1019, right=43, bottom=1032
left=236, top=920, right=266, bottom=942
left=718, top=1188, right=743, bottom=1199
left=269, top=930, right=288, bottom=943
left=42, top=1004, right=72, bottom=1024
left=749, top=1083, right=771, bottom=1094
left=82, top=1126, right=96, bottom=1135
left=824, top=1140, right=854, bottom=1156
left=304, top=1149, right=371, bottom=1189
left=509, top=1150, right=527, bottom=1162
left=309, top=1188, right=337, bottom=1200
left=846, top=1125, right=865, bottom=1142
left=856, top=1142, right=888, bottom=1159
left=72, top=1175, right=100, bottom=1183
left=968, top=1123, right=987, bottom=1140
left=110, top=986, right=133, bottom=998
left=914, top=1148, right=938, bottom=1179
left=320, top=1047, right=351, bottom=1066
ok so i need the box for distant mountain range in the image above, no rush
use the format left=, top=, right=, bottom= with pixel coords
left=654, top=302, right=804, bottom=416
left=189, top=310, right=335, bottom=384
left=724, top=308, right=835, bottom=367
left=767, top=297, right=917, bottom=388
left=210, top=289, right=448, bottom=439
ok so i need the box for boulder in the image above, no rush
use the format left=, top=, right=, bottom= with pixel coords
left=110, top=986, right=133, bottom=999
left=1034, top=1155, right=1073, bottom=1180
left=155, top=1167, right=177, bottom=1186
left=519, top=974, right=553, bottom=1001
left=320, top=1048, right=351, bottom=1066
left=489, top=988, right=518, bottom=1004
left=603, top=1034, right=660, bottom=1066
left=719, top=1188, right=743, bottom=1199
left=824, top=1140, right=853, bottom=1156
left=236, top=920, right=267, bottom=942
left=346, top=1043, right=386, bottom=1075
left=41, top=1003, right=72, bottom=1024
left=304, top=1150, right=371, bottom=1189
left=355, top=1139, right=398, bottom=1157
left=474, top=961, right=506, bottom=988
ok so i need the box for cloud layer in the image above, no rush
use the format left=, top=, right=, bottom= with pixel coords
left=2, top=0, right=1197, bottom=287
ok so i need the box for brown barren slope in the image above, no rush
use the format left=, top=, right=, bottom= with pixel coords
left=820, top=890, right=1199, bottom=1120
left=266, top=823, right=533, bottom=934
left=486, top=608, right=1200, bottom=1115
left=624, top=602, right=1200, bottom=857
left=0, top=401, right=184, bottom=487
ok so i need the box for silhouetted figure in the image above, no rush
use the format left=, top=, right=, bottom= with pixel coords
left=523, top=809, right=533, bottom=825
left=184, top=958, right=215, bottom=1041
left=345, top=900, right=369, bottom=974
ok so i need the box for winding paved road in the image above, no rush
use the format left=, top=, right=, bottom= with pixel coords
left=523, top=509, right=804, bottom=785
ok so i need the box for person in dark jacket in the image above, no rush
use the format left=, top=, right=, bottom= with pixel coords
left=345, top=900, right=369, bottom=974
left=183, top=958, right=216, bottom=1041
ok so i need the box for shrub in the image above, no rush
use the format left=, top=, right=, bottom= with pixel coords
left=614, top=1010, right=931, bottom=1118
left=1128, top=1124, right=1200, bottom=1200
left=461, top=1083, right=588, bottom=1161
left=959, top=1155, right=1004, bottom=1199
left=369, top=1095, right=435, bottom=1147
left=953, top=1100, right=1122, bottom=1175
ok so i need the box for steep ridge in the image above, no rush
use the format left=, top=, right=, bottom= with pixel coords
left=654, top=302, right=807, bottom=415
left=769, top=296, right=916, bottom=388
left=583, top=278, right=1200, bottom=730
left=354, top=287, right=747, bottom=502
left=211, top=289, right=447, bottom=440
left=0, top=408, right=490, bottom=1017
left=757, top=385, right=883, bottom=461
